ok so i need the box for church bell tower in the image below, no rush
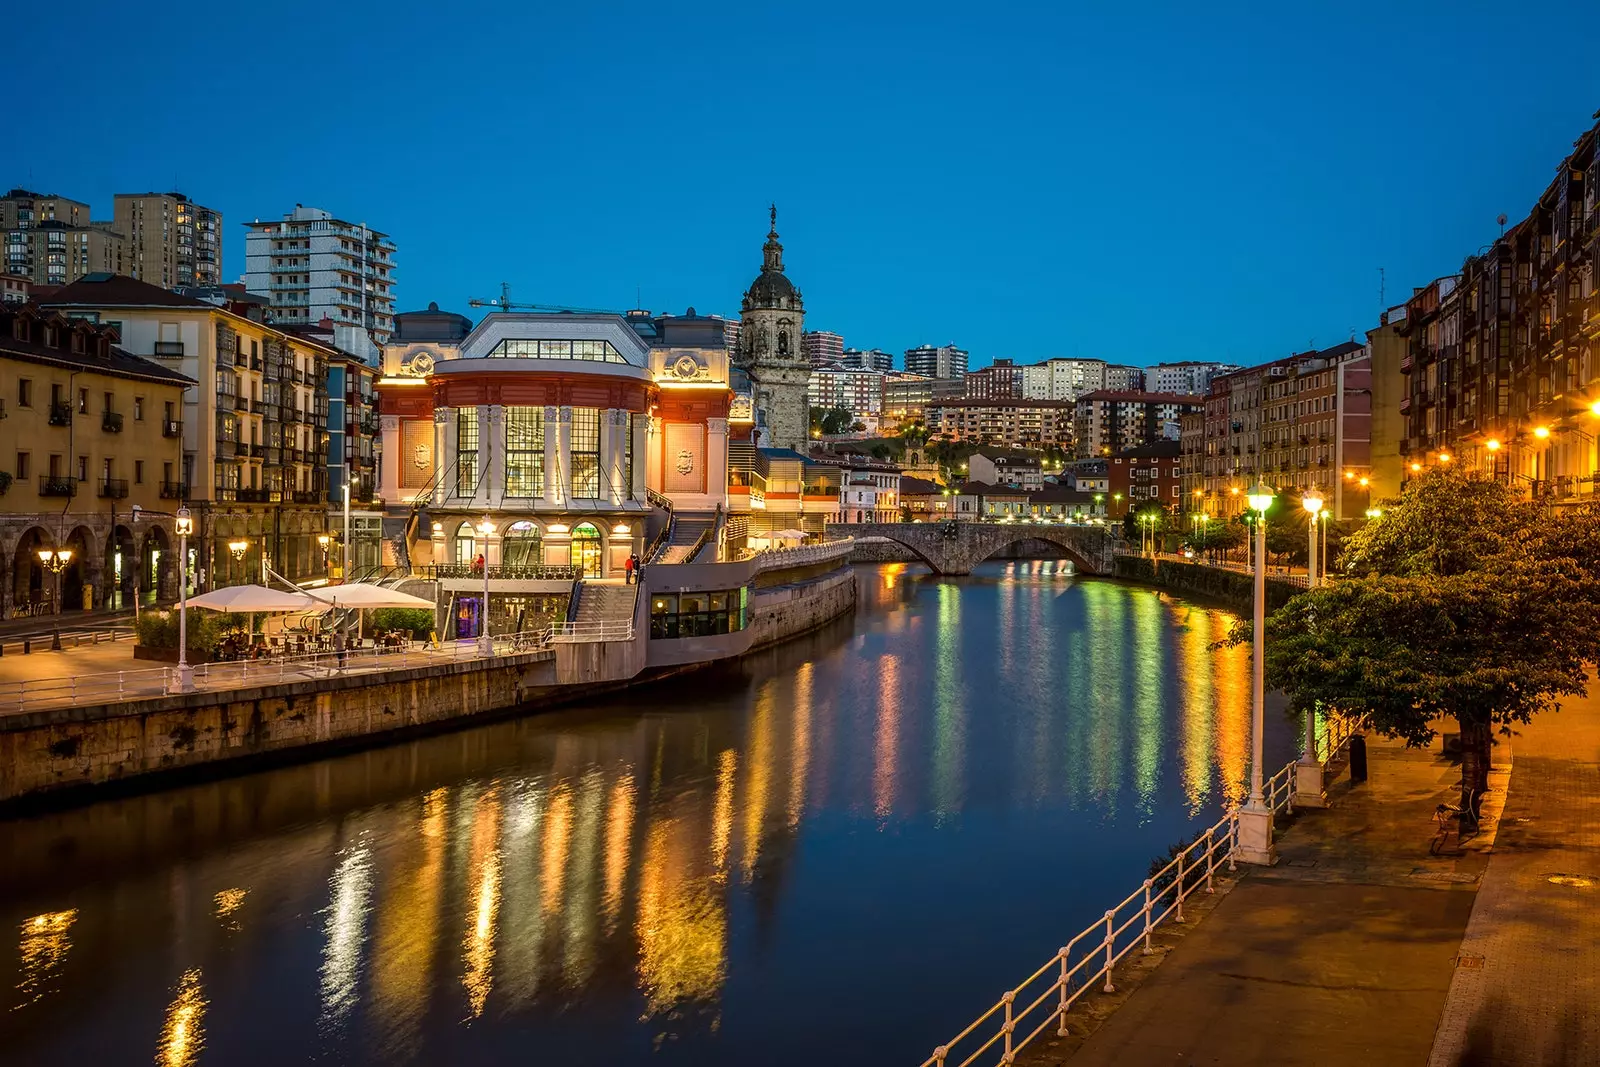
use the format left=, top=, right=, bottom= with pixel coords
left=737, top=206, right=810, bottom=453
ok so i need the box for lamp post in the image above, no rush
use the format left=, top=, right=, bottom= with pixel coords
left=1301, top=489, right=1323, bottom=588
left=173, top=507, right=194, bottom=693
left=228, top=539, right=249, bottom=585
left=476, top=516, right=494, bottom=656
left=317, top=533, right=332, bottom=576
left=1239, top=481, right=1277, bottom=864
left=37, top=545, right=73, bottom=650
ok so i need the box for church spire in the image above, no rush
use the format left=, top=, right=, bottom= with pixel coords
left=762, top=204, right=784, bottom=272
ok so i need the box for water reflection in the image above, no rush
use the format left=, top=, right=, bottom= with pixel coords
left=14, top=910, right=75, bottom=1009
left=1, top=564, right=1289, bottom=1067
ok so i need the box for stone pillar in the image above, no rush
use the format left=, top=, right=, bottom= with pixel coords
left=645, top=415, right=663, bottom=499
left=632, top=415, right=649, bottom=503
left=706, top=417, right=729, bottom=506
left=379, top=415, right=402, bottom=502
left=435, top=408, right=453, bottom=506
left=604, top=409, right=629, bottom=506
left=542, top=406, right=561, bottom=508
left=554, top=406, right=573, bottom=507
left=484, top=404, right=505, bottom=507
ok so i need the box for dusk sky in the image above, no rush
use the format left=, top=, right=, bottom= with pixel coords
left=19, top=1, right=1600, bottom=368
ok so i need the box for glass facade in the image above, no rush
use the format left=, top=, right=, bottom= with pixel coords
left=505, top=406, right=545, bottom=496
left=650, top=589, right=747, bottom=639
left=486, top=339, right=627, bottom=364
left=502, top=520, right=542, bottom=567
left=456, top=407, right=479, bottom=495
left=569, top=407, right=600, bottom=498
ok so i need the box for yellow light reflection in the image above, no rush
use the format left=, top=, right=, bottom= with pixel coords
left=931, top=583, right=965, bottom=817
left=603, top=773, right=637, bottom=930
left=213, top=888, right=247, bottom=930
left=635, top=816, right=728, bottom=1016
left=742, top=681, right=775, bottom=879
left=1178, top=608, right=1217, bottom=815
left=372, top=788, right=446, bottom=1047
left=1130, top=592, right=1163, bottom=813
left=157, top=968, right=207, bottom=1067
left=563, top=769, right=605, bottom=986
left=788, top=662, right=813, bottom=829
left=461, top=788, right=504, bottom=1020
left=541, top=784, right=572, bottom=917
left=1211, top=613, right=1251, bottom=805
left=319, top=842, right=374, bottom=1026
left=14, top=909, right=76, bottom=1009
left=712, top=749, right=736, bottom=875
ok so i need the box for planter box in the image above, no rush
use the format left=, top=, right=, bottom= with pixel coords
left=133, top=645, right=219, bottom=664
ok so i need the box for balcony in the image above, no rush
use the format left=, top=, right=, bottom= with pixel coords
left=234, top=351, right=248, bottom=367
left=236, top=488, right=276, bottom=503
left=39, top=475, right=77, bottom=497
left=234, top=442, right=248, bottom=457
left=98, top=477, right=128, bottom=499
left=291, top=490, right=320, bottom=504
left=101, top=411, right=124, bottom=433
left=48, top=401, right=71, bottom=426
left=154, top=341, right=184, bottom=357
left=162, top=418, right=183, bottom=438
left=234, top=394, right=249, bottom=412
left=251, top=443, right=265, bottom=458
left=158, top=480, right=188, bottom=500
left=251, top=357, right=262, bottom=371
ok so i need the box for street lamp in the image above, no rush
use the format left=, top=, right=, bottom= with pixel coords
left=1239, top=481, right=1276, bottom=864
left=227, top=539, right=249, bottom=584
left=37, top=546, right=73, bottom=647
left=1300, top=489, right=1324, bottom=588
left=1365, top=507, right=1383, bottom=520
left=317, top=533, right=332, bottom=574
left=476, top=516, right=495, bottom=656
left=173, top=507, right=194, bottom=693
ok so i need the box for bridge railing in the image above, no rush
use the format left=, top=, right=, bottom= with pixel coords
left=749, top=538, right=855, bottom=572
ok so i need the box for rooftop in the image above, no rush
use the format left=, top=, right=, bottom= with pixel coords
left=1077, top=390, right=1204, bottom=404
left=0, top=306, right=195, bottom=387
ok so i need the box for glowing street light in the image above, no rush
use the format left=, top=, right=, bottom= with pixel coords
left=1365, top=507, right=1383, bottom=520
left=1239, top=482, right=1276, bottom=864
left=1301, top=489, right=1324, bottom=588
left=1438, top=452, right=1452, bottom=464
left=1534, top=425, right=1552, bottom=440
left=174, top=507, right=195, bottom=693
left=476, top=516, right=495, bottom=656
left=1295, top=489, right=1328, bottom=807
left=1486, top=438, right=1502, bottom=452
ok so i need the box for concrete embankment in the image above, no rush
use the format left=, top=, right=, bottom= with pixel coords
left=0, top=562, right=855, bottom=811
left=1112, top=555, right=1301, bottom=612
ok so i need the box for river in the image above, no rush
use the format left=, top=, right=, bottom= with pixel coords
left=0, top=561, right=1296, bottom=1066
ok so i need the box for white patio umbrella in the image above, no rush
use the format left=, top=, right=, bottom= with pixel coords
left=186, top=584, right=321, bottom=612
left=305, top=583, right=435, bottom=641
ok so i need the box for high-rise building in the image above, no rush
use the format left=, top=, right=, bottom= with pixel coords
left=905, top=343, right=969, bottom=379
left=803, top=329, right=844, bottom=367
left=881, top=373, right=966, bottom=427
left=1149, top=360, right=1242, bottom=396
left=965, top=358, right=1023, bottom=400
left=926, top=399, right=1075, bottom=449
left=1020, top=358, right=1107, bottom=401
left=113, top=192, right=222, bottom=288
left=808, top=366, right=885, bottom=418
left=735, top=206, right=810, bottom=452
left=243, top=205, right=398, bottom=357
left=1104, top=364, right=1144, bottom=391
left=1, top=189, right=124, bottom=287
left=842, top=347, right=894, bottom=372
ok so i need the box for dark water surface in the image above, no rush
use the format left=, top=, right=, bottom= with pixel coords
left=0, top=562, right=1295, bottom=1067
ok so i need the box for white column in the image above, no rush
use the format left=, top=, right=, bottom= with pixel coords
left=541, top=405, right=560, bottom=508
left=706, top=417, right=729, bottom=506
left=645, top=415, right=663, bottom=498
left=604, top=408, right=629, bottom=506
left=555, top=406, right=573, bottom=507
left=378, top=415, right=401, bottom=501
left=483, top=404, right=505, bottom=508
left=631, top=415, right=648, bottom=503
left=434, top=408, right=453, bottom=506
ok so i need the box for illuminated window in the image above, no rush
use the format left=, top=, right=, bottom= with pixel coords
left=505, top=406, right=544, bottom=496
left=569, top=407, right=600, bottom=497
left=456, top=407, right=479, bottom=495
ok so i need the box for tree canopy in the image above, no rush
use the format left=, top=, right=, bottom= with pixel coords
left=1240, top=468, right=1600, bottom=815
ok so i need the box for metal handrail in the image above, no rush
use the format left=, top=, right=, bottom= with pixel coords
left=547, top=620, right=634, bottom=643
left=917, top=731, right=1355, bottom=1067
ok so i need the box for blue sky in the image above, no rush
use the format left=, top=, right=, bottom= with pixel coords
left=18, top=1, right=1600, bottom=369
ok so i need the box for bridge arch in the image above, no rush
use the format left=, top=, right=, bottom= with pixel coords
left=833, top=522, right=1110, bottom=576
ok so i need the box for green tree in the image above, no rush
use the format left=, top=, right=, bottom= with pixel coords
left=1240, top=469, right=1600, bottom=819
left=1185, top=521, right=1243, bottom=562
left=819, top=407, right=854, bottom=436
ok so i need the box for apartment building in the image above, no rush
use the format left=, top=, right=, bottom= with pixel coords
left=882, top=372, right=966, bottom=426
left=243, top=205, right=398, bottom=354
left=42, top=274, right=335, bottom=587
left=965, top=358, right=1023, bottom=400
left=1020, top=358, right=1107, bottom=401
left=1108, top=440, right=1182, bottom=516
left=1105, top=364, right=1144, bottom=391
left=1073, top=391, right=1201, bottom=458
left=1150, top=361, right=1241, bottom=395
left=0, top=304, right=192, bottom=616
left=926, top=399, right=1074, bottom=448
left=842, top=347, right=894, bottom=372
left=808, top=364, right=884, bottom=418
left=2, top=189, right=124, bottom=287
left=905, top=343, right=969, bottom=379
left=802, top=330, right=844, bottom=367
left=969, top=449, right=1043, bottom=490
left=113, top=192, right=223, bottom=288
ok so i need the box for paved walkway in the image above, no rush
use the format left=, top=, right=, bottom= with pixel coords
left=1019, top=731, right=1503, bottom=1066
left=1429, top=698, right=1600, bottom=1066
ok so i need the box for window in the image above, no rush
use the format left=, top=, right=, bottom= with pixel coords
left=103, top=391, right=113, bottom=414
left=569, top=407, right=600, bottom=498
left=15, top=452, right=28, bottom=479
left=134, top=397, right=144, bottom=421
left=502, top=521, right=543, bottom=567
left=77, top=387, right=88, bottom=414
left=505, top=406, right=545, bottom=496
left=77, top=455, right=88, bottom=482
left=134, top=460, right=144, bottom=484
left=456, top=406, right=479, bottom=495
left=650, top=588, right=747, bottom=639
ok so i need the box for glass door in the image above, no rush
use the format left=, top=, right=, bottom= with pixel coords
left=571, top=523, right=602, bottom=577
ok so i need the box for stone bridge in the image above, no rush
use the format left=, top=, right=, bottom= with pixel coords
left=829, top=522, right=1114, bottom=576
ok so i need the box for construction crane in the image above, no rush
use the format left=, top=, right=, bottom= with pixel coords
left=468, top=282, right=618, bottom=316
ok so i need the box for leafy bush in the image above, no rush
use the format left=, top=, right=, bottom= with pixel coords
left=370, top=607, right=435, bottom=638
left=134, top=609, right=245, bottom=651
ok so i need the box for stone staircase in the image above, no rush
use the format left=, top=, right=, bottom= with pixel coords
left=571, top=582, right=638, bottom=630
left=654, top=513, right=716, bottom=563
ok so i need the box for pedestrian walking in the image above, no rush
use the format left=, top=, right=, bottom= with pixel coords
left=624, top=553, right=636, bottom=585
left=334, top=628, right=347, bottom=671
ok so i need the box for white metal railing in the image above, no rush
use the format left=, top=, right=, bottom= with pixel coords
left=0, top=628, right=556, bottom=713
left=917, top=725, right=1366, bottom=1067
left=749, top=538, right=855, bottom=571
left=547, top=620, right=634, bottom=644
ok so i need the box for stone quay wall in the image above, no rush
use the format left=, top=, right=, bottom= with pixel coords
left=0, top=565, right=856, bottom=809
left=1112, top=556, right=1300, bottom=612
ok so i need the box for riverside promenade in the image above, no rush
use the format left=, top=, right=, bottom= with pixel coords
left=1011, top=700, right=1600, bottom=1067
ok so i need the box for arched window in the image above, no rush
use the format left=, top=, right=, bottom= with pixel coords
left=503, top=520, right=542, bottom=568
left=570, top=522, right=602, bottom=577
left=454, top=522, right=478, bottom=566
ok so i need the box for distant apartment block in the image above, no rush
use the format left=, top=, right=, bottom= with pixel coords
left=808, top=365, right=885, bottom=417
left=1104, top=364, right=1144, bottom=391
left=882, top=372, right=966, bottom=425
left=926, top=399, right=1075, bottom=449
left=1073, top=391, right=1202, bottom=458
left=803, top=329, right=844, bottom=367
left=1020, top=358, right=1108, bottom=401
left=1149, top=360, right=1242, bottom=396
left=243, top=205, right=397, bottom=357
left=965, top=358, right=1023, bottom=400
left=842, top=347, right=895, bottom=372
left=113, top=192, right=223, bottom=288
left=1, top=189, right=124, bottom=287
left=905, top=343, right=969, bottom=379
